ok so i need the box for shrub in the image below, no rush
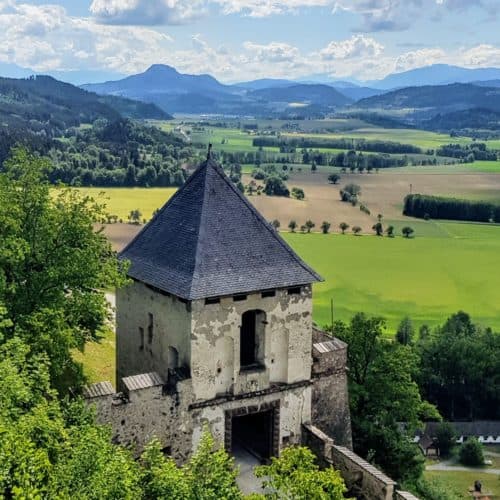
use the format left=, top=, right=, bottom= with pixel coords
left=305, top=220, right=315, bottom=233
left=271, top=219, right=280, bottom=230
left=402, top=226, right=414, bottom=238
left=386, top=225, right=394, bottom=237
left=328, top=173, right=340, bottom=184
left=459, top=438, right=484, bottom=466
left=352, top=226, right=362, bottom=235
left=291, top=187, right=305, bottom=200
left=288, top=220, right=297, bottom=232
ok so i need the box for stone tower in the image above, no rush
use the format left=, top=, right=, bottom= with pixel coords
left=85, top=156, right=351, bottom=463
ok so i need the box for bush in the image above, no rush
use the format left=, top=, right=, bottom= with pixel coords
left=291, top=187, right=305, bottom=200
left=352, top=226, right=362, bottom=235
left=402, top=226, right=414, bottom=238
left=459, top=438, right=484, bottom=466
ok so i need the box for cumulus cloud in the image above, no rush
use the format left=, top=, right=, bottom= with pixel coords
left=395, top=48, right=447, bottom=72
left=0, top=1, right=497, bottom=83
left=320, top=35, right=383, bottom=60
left=214, top=0, right=330, bottom=17
left=90, top=0, right=205, bottom=25
left=0, top=2, right=173, bottom=73
left=243, top=41, right=301, bottom=63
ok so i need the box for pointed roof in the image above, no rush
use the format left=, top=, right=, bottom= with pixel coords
left=119, top=158, right=322, bottom=300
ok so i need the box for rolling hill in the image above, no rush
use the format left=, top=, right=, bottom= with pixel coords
left=356, top=83, right=500, bottom=113
left=250, top=84, right=351, bottom=106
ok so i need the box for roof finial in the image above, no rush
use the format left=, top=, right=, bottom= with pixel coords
left=207, top=143, right=213, bottom=160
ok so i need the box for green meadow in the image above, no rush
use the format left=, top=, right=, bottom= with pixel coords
left=283, top=223, right=500, bottom=332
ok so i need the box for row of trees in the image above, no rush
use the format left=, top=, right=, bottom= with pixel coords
left=403, top=194, right=500, bottom=223
left=253, top=136, right=423, bottom=154
left=436, top=142, right=497, bottom=161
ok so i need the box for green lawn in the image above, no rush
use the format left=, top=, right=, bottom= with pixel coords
left=282, top=223, right=500, bottom=332
left=424, top=470, right=500, bottom=499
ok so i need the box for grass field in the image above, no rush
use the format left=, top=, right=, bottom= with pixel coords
left=72, top=187, right=177, bottom=220
left=283, top=226, right=500, bottom=331
left=424, top=470, right=500, bottom=499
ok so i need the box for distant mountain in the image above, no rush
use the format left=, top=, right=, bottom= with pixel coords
left=366, top=64, right=500, bottom=90
left=236, top=78, right=295, bottom=90
left=356, top=83, right=500, bottom=113
left=472, top=79, right=500, bottom=88
left=424, top=108, right=500, bottom=132
left=83, top=65, right=352, bottom=116
left=0, top=75, right=170, bottom=135
left=250, top=84, right=351, bottom=106
left=83, top=64, right=234, bottom=100
left=335, top=86, right=385, bottom=101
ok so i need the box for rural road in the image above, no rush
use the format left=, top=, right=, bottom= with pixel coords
left=426, top=460, right=500, bottom=475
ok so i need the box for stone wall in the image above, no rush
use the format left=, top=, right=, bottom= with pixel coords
left=311, top=328, right=352, bottom=448
left=85, top=371, right=312, bottom=462
left=303, top=425, right=420, bottom=500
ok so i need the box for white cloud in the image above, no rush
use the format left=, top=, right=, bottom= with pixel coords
left=320, top=35, right=383, bottom=60
left=0, top=2, right=173, bottom=73
left=0, top=1, right=497, bottom=83
left=243, top=41, right=300, bottom=63
left=90, top=0, right=205, bottom=25
left=395, top=48, right=447, bottom=72
left=214, top=0, right=330, bottom=17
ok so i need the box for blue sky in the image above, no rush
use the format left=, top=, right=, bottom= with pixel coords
left=0, top=0, right=498, bottom=82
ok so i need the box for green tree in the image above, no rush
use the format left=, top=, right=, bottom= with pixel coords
left=396, top=316, right=414, bottom=345
left=128, top=209, right=143, bottom=224
left=264, top=176, right=289, bottom=197
left=288, top=220, right=297, bottom=232
left=332, top=313, right=435, bottom=483
left=305, top=220, right=315, bottom=233
left=0, top=148, right=126, bottom=393
left=140, top=440, right=191, bottom=499
left=271, top=219, right=281, bottom=231
left=459, top=438, right=484, bottom=466
left=352, top=226, right=362, bottom=235
left=339, top=222, right=349, bottom=234
left=185, top=428, right=241, bottom=500
left=435, top=422, right=456, bottom=457
left=402, top=226, right=415, bottom=238
left=255, top=446, right=347, bottom=500
left=320, top=221, right=331, bottom=234
left=385, top=225, right=395, bottom=237
left=328, top=173, right=340, bottom=184
left=372, top=222, right=383, bottom=236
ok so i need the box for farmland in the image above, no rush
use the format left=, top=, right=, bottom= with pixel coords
left=73, top=119, right=500, bottom=332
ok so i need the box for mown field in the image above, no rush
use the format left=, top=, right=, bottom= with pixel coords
left=424, top=469, right=500, bottom=499
left=100, top=221, right=500, bottom=333
left=285, top=226, right=500, bottom=331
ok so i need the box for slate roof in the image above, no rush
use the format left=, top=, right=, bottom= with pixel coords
left=120, top=157, right=322, bottom=300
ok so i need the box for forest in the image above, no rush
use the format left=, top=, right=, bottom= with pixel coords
left=403, top=194, right=500, bottom=222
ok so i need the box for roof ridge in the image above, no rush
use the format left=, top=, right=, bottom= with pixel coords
left=188, top=161, right=211, bottom=298
left=207, top=161, right=323, bottom=283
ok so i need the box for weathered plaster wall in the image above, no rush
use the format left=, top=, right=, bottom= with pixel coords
left=189, top=286, right=313, bottom=402
left=86, top=377, right=311, bottom=462
left=116, top=280, right=192, bottom=386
